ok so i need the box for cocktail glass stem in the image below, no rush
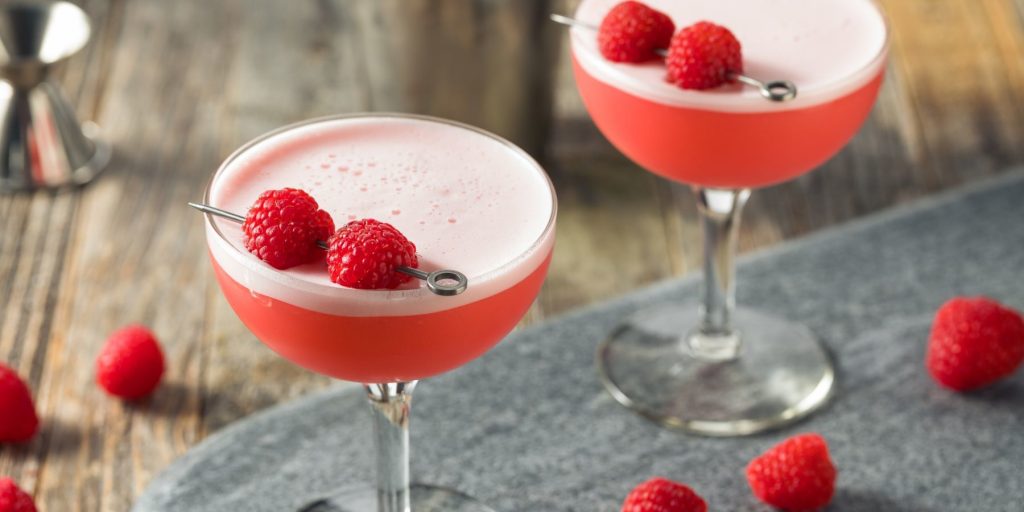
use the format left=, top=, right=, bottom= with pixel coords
left=688, top=187, right=750, bottom=361
left=366, top=381, right=419, bottom=512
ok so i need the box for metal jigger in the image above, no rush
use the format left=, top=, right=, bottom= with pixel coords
left=0, top=0, right=109, bottom=191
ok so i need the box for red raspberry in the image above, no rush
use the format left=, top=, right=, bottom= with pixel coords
left=746, top=433, right=836, bottom=511
left=666, top=21, right=743, bottom=90
left=327, top=219, right=418, bottom=290
left=242, top=188, right=335, bottom=270
left=96, top=325, right=166, bottom=400
left=926, top=297, right=1024, bottom=391
left=0, top=364, right=39, bottom=443
left=598, top=1, right=675, bottom=63
left=0, top=478, right=36, bottom=512
left=622, top=477, right=707, bottom=512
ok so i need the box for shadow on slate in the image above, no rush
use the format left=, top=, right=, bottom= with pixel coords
left=133, top=170, right=1024, bottom=512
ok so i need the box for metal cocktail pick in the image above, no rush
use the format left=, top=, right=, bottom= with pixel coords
left=188, top=202, right=469, bottom=296
left=549, top=14, right=798, bottom=102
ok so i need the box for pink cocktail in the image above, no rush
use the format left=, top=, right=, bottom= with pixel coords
left=210, top=260, right=549, bottom=384
left=573, top=68, right=884, bottom=188
left=202, top=114, right=556, bottom=511
left=569, top=0, right=888, bottom=435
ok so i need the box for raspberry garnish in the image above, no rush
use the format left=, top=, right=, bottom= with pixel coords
left=96, top=325, right=166, bottom=400
left=242, top=188, right=335, bottom=270
left=598, top=1, right=675, bottom=63
left=622, top=477, right=707, bottom=512
left=926, top=297, right=1024, bottom=391
left=327, top=219, right=418, bottom=290
left=666, top=21, right=743, bottom=90
left=0, top=478, right=37, bottom=512
left=0, top=364, right=39, bottom=443
left=746, top=433, right=836, bottom=511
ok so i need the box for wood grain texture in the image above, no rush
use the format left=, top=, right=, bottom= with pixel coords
left=0, top=0, right=1021, bottom=508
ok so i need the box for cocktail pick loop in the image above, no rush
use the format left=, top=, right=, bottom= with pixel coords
left=188, top=202, right=469, bottom=296
left=549, top=14, right=798, bottom=102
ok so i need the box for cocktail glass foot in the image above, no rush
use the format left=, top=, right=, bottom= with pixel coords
left=597, top=304, right=834, bottom=436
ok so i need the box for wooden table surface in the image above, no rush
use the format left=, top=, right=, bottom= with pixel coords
left=2, top=0, right=1023, bottom=509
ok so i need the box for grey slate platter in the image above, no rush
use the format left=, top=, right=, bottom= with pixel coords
left=135, top=171, right=1024, bottom=512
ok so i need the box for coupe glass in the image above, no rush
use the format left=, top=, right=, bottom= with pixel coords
left=201, top=114, right=557, bottom=510
left=569, top=1, right=889, bottom=435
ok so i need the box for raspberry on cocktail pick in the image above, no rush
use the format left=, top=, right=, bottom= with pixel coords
left=241, top=188, right=335, bottom=270
left=550, top=12, right=798, bottom=101
left=188, top=201, right=468, bottom=296
left=666, top=21, right=743, bottom=90
left=326, top=219, right=418, bottom=290
left=596, top=1, right=675, bottom=63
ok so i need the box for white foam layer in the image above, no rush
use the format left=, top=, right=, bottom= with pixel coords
left=572, top=0, right=889, bottom=112
left=206, top=115, right=556, bottom=316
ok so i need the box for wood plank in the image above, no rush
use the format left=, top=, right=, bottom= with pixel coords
left=880, top=0, right=1024, bottom=183
left=351, top=0, right=560, bottom=157
left=0, top=0, right=122, bottom=493
left=24, top=1, right=236, bottom=509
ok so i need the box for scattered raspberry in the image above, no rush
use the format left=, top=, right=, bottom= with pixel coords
left=0, top=478, right=36, bottom=512
left=242, top=188, right=335, bottom=270
left=746, top=433, right=836, bottom=511
left=926, top=297, right=1024, bottom=391
left=598, top=1, right=675, bottom=63
left=666, top=21, right=743, bottom=90
left=622, top=477, right=707, bottom=512
left=0, top=364, right=39, bottom=443
left=327, top=219, right=418, bottom=290
left=96, top=325, right=166, bottom=400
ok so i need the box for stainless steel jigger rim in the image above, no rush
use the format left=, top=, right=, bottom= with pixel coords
left=549, top=13, right=799, bottom=103
left=0, top=0, right=92, bottom=70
